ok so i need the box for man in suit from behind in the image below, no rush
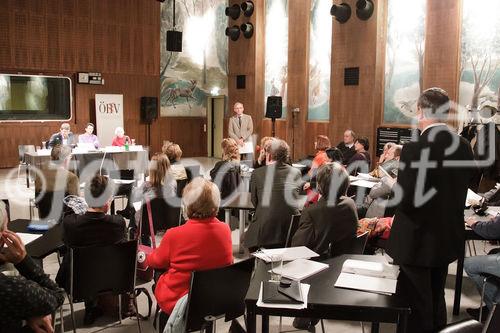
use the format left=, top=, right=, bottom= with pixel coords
left=244, top=139, right=303, bottom=250
left=48, top=122, right=76, bottom=148
left=386, top=88, right=475, bottom=333
left=228, top=102, right=253, bottom=147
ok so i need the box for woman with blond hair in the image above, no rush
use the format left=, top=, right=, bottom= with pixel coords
left=254, top=136, right=273, bottom=169
left=145, top=178, right=233, bottom=318
left=162, top=141, right=189, bottom=181
left=209, top=138, right=242, bottom=200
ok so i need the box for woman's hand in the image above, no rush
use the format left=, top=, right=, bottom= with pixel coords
left=465, top=216, right=478, bottom=227
left=0, top=230, right=27, bottom=264
left=27, top=315, right=54, bottom=333
left=303, top=182, right=311, bottom=191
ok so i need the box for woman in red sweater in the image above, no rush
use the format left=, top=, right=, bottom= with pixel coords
left=111, top=126, right=130, bottom=146
left=145, top=177, right=233, bottom=315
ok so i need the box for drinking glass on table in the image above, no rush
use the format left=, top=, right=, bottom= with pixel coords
left=41, top=141, right=46, bottom=149
left=269, top=254, right=283, bottom=282
left=131, top=138, right=136, bottom=146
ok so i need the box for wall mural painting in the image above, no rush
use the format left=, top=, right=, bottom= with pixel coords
left=264, top=0, right=289, bottom=118
left=308, top=0, right=332, bottom=121
left=383, top=0, right=426, bottom=124
left=160, top=1, right=228, bottom=117
left=459, top=0, right=500, bottom=125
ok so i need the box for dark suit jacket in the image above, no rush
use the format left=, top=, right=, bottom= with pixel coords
left=48, top=132, right=76, bottom=148
left=209, top=160, right=241, bottom=200
left=245, top=163, right=302, bottom=249
left=291, top=196, right=358, bottom=255
left=337, top=142, right=356, bottom=165
left=56, top=211, right=126, bottom=289
left=386, top=125, right=474, bottom=267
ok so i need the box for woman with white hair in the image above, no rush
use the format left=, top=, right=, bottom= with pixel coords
left=111, top=126, right=130, bottom=146
left=0, top=201, right=65, bottom=332
left=145, top=177, right=233, bottom=317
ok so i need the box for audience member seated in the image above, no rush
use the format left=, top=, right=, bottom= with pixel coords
left=244, top=139, right=303, bottom=250
left=132, top=153, right=177, bottom=244
left=464, top=214, right=500, bottom=321
left=56, top=175, right=127, bottom=325
left=48, top=122, right=76, bottom=148
left=145, top=178, right=233, bottom=317
left=292, top=163, right=358, bottom=255
left=359, top=176, right=397, bottom=218
left=347, top=136, right=371, bottom=175
left=325, top=147, right=344, bottom=163
left=254, top=136, right=273, bottom=169
left=162, top=141, right=189, bottom=181
left=78, top=122, right=100, bottom=149
left=35, top=144, right=79, bottom=220
left=303, top=135, right=331, bottom=204
left=111, top=127, right=130, bottom=147
left=0, top=201, right=65, bottom=333
left=371, top=144, right=402, bottom=178
left=336, top=129, right=356, bottom=165
left=210, top=138, right=241, bottom=200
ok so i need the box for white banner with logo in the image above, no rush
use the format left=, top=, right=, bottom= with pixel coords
left=95, top=94, right=124, bottom=147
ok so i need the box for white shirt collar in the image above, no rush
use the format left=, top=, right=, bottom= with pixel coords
left=421, top=123, right=447, bottom=135
left=346, top=143, right=354, bottom=148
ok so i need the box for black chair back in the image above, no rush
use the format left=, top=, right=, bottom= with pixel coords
left=176, top=178, right=189, bottom=197
left=109, top=169, right=134, bottom=180
left=35, top=190, right=68, bottom=221
left=329, top=231, right=369, bottom=257
left=285, top=214, right=301, bottom=248
left=486, top=304, right=500, bottom=333
left=69, top=240, right=137, bottom=302
left=140, top=197, right=181, bottom=235
left=185, top=258, right=256, bottom=332
left=185, top=164, right=201, bottom=180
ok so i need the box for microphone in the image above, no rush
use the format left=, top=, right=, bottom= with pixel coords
left=99, top=150, right=107, bottom=176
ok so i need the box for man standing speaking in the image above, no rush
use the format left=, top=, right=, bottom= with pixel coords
left=228, top=102, right=253, bottom=147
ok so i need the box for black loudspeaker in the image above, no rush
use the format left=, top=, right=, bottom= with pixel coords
left=265, top=96, right=282, bottom=119
left=166, top=30, right=182, bottom=52
left=141, top=97, right=158, bottom=124
left=236, top=75, right=246, bottom=89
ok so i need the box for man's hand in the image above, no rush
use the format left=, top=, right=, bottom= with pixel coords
left=0, top=230, right=27, bottom=264
left=238, top=138, right=244, bottom=146
left=465, top=216, right=478, bottom=227
left=27, top=315, right=54, bottom=333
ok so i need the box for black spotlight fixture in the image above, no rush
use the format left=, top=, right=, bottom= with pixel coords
left=240, top=22, right=254, bottom=38
left=330, top=3, right=351, bottom=24
left=225, top=25, right=240, bottom=41
left=241, top=1, right=254, bottom=17
left=356, top=0, right=374, bottom=20
left=225, top=4, right=241, bottom=20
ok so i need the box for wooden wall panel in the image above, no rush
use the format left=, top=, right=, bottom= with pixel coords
left=0, top=0, right=162, bottom=168
left=306, top=122, right=330, bottom=156
left=151, top=117, right=207, bottom=158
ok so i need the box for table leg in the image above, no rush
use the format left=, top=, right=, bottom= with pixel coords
left=238, top=209, right=246, bottom=253
left=225, top=208, right=231, bottom=225
left=246, top=305, right=256, bottom=333
left=26, top=164, right=30, bottom=188
left=453, top=242, right=466, bottom=315
left=111, top=199, right=116, bottom=215
left=371, top=322, right=380, bottom=333
left=261, top=315, right=269, bottom=333
left=397, top=313, right=408, bottom=333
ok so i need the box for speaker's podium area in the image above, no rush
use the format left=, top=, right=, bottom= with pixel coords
left=1, top=0, right=500, bottom=332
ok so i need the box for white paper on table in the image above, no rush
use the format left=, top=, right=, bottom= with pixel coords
left=128, top=145, right=143, bottom=152
left=292, top=163, right=307, bottom=169
left=36, top=149, right=51, bottom=156
left=486, top=206, right=500, bottom=217
left=351, top=179, right=377, bottom=189
left=257, top=282, right=310, bottom=309
left=335, top=272, right=397, bottom=295
left=239, top=141, right=254, bottom=155
left=342, top=259, right=399, bottom=280
left=269, top=259, right=329, bottom=281
left=466, top=188, right=483, bottom=206
left=104, top=146, right=123, bottom=153
left=252, top=246, right=319, bottom=263
left=357, top=173, right=380, bottom=182
left=113, top=179, right=136, bottom=185
left=16, top=233, right=42, bottom=245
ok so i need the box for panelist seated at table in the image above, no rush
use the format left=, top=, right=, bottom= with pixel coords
left=244, top=138, right=303, bottom=250
left=111, top=126, right=130, bottom=147
left=34, top=145, right=79, bottom=219
left=78, top=122, right=100, bottom=149
left=48, top=122, right=76, bottom=148
left=56, top=175, right=127, bottom=325
left=292, top=163, right=358, bottom=255
left=464, top=214, right=500, bottom=321
left=0, top=201, right=65, bottom=333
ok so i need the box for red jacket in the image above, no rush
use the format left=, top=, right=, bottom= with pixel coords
left=111, top=135, right=129, bottom=146
left=145, top=217, right=233, bottom=314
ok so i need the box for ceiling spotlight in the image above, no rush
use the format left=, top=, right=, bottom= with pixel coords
left=241, top=1, right=254, bottom=17
left=240, top=22, right=254, bottom=38
left=225, top=4, right=241, bottom=20
left=356, top=0, right=374, bottom=21
left=225, top=25, right=240, bottom=41
left=330, top=3, right=351, bottom=24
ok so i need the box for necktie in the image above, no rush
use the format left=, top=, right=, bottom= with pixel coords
left=238, top=116, right=242, bottom=128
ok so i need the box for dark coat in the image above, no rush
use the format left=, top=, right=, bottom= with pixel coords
left=337, top=142, right=356, bottom=165
left=386, top=125, right=475, bottom=267
left=245, top=163, right=303, bottom=249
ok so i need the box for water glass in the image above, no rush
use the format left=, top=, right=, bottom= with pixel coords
left=131, top=138, right=136, bottom=145
left=269, top=254, right=283, bottom=282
